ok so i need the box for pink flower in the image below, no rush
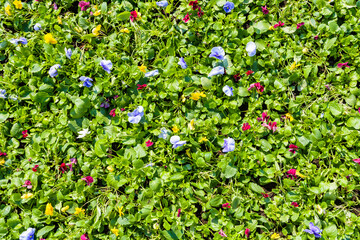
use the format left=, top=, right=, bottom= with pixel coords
left=130, top=11, right=138, bottom=22
left=177, top=208, right=181, bottom=217
left=245, top=228, right=250, bottom=238
left=183, top=13, right=191, bottom=23
left=337, top=62, right=350, bottom=68
left=353, top=159, right=360, bottom=165
left=0, top=151, right=7, bottom=156
left=358, top=107, right=360, bottom=114
left=222, top=203, right=231, bottom=208
left=22, top=180, right=32, bottom=189
left=289, top=144, right=298, bottom=154
left=261, top=6, right=269, bottom=14
left=78, top=1, right=90, bottom=11
left=257, top=112, right=270, bottom=122
left=53, top=3, right=58, bottom=10
left=248, top=82, right=264, bottom=93
left=314, top=35, right=319, bottom=40
left=80, top=234, right=89, bottom=240
left=66, top=158, right=77, bottom=171
left=296, top=22, right=305, bottom=29
left=22, top=130, right=28, bottom=138
left=291, top=202, right=299, bottom=207
left=274, top=21, right=284, bottom=28
left=113, top=95, right=119, bottom=99
left=146, top=140, right=154, bottom=147
left=261, top=193, right=269, bottom=198
left=109, top=108, right=116, bottom=117
left=286, top=169, right=297, bottom=179
left=121, top=108, right=125, bottom=111
left=262, top=121, right=277, bottom=132
left=219, top=229, right=228, bottom=237
left=325, top=84, right=330, bottom=90
left=82, top=176, right=94, bottom=186
left=137, top=84, right=147, bottom=90
left=242, top=123, right=251, bottom=131
left=32, top=164, right=39, bottom=172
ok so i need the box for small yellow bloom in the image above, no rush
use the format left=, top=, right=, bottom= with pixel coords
left=44, top=33, right=57, bottom=44
left=188, top=119, right=195, bottom=130
left=270, top=233, right=280, bottom=239
left=186, top=149, right=191, bottom=158
left=199, top=137, right=208, bottom=143
left=120, top=28, right=130, bottom=33
left=172, top=125, right=180, bottom=133
left=107, top=166, right=114, bottom=172
left=269, top=26, right=275, bottom=30
left=74, top=207, right=85, bottom=215
left=0, top=158, right=5, bottom=165
left=190, top=92, right=206, bottom=101
left=13, top=0, right=22, bottom=9
left=290, top=62, right=301, bottom=71
left=45, top=203, right=54, bottom=216
left=21, top=193, right=33, bottom=200
left=285, top=113, right=294, bottom=122
left=93, top=5, right=98, bottom=10
left=118, top=206, right=124, bottom=217
left=61, top=205, right=69, bottom=212
left=92, top=25, right=101, bottom=36
left=138, top=64, right=147, bottom=73
left=181, top=95, right=186, bottom=102
left=111, top=227, right=119, bottom=236
left=57, top=16, right=62, bottom=24
left=93, top=10, right=101, bottom=16
left=5, top=5, right=11, bottom=15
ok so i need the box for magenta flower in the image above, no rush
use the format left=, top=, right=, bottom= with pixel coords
left=137, top=84, right=147, bottom=90
left=248, top=82, right=264, bottom=93
left=242, top=123, right=251, bottom=131
left=257, top=112, right=270, bottom=122
left=79, top=1, right=90, bottom=11
left=109, top=108, right=116, bottom=117
left=286, top=169, right=297, bottom=179
left=177, top=208, right=181, bottom=217
left=81, top=234, right=89, bottom=240
left=146, top=140, right=154, bottom=147
left=296, top=22, right=305, bottom=29
left=183, top=13, right=191, bottom=23
left=0, top=151, right=7, bottom=156
left=53, top=3, right=58, bottom=10
left=130, top=11, right=138, bottom=22
left=358, top=107, right=360, bottom=114
left=66, top=158, right=77, bottom=171
left=22, top=180, right=32, bottom=189
left=219, top=229, right=228, bottom=237
left=82, top=176, right=94, bottom=186
left=222, top=203, right=231, bottom=208
left=314, top=35, right=319, bottom=40
left=121, top=108, right=125, bottom=111
left=337, top=62, right=350, bottom=68
left=353, top=159, right=360, bottom=165
left=245, top=228, right=250, bottom=238
left=291, top=202, right=299, bottom=207
left=274, top=21, right=284, bottom=28
left=325, top=84, right=331, bottom=90
left=289, top=144, right=298, bottom=154
left=261, top=193, right=269, bottom=198
left=261, top=6, right=269, bottom=14
left=113, top=95, right=119, bottom=100
left=262, top=121, right=277, bottom=132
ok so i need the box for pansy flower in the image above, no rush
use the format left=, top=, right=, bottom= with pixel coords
left=183, top=13, right=191, bottom=23
left=242, top=123, right=251, bottom=131
left=222, top=137, right=235, bottom=153
left=178, top=57, right=187, bottom=69
left=296, top=22, right=305, bottom=29
left=82, top=176, right=94, bottom=186
left=128, top=106, right=144, bottom=124
left=170, top=135, right=186, bottom=149
left=144, top=69, right=159, bottom=77
left=34, top=23, right=41, bottom=31
left=222, top=85, right=233, bottom=96
left=246, top=42, right=256, bottom=56
left=100, top=59, right=113, bottom=73
left=156, top=1, right=168, bottom=7
left=223, top=2, right=234, bottom=13
left=49, top=64, right=61, bottom=77
left=261, top=6, right=269, bottom=14
left=219, top=229, right=228, bottom=237
left=209, top=46, right=225, bottom=60
left=208, top=66, right=225, bottom=77
left=289, top=144, right=298, bottom=153
left=79, top=1, right=90, bottom=11
left=65, top=47, right=72, bottom=59
left=304, top=222, right=322, bottom=238
left=79, top=76, right=93, bottom=87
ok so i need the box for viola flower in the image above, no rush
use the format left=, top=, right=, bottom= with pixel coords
left=22, top=130, right=28, bottom=138
left=262, top=193, right=269, bottom=198
left=32, top=164, right=39, bottom=172
left=289, top=144, right=298, bottom=153
left=233, top=74, right=241, bottom=82
left=65, top=47, right=72, bottom=60
left=156, top=1, right=168, bottom=7
left=10, top=37, right=27, bottom=45
left=158, top=128, right=170, bottom=139
left=296, top=22, right=305, bottom=29
left=257, top=112, right=270, bottom=122
left=271, top=233, right=280, bottom=239
left=274, top=21, right=285, bottom=28
left=100, top=102, right=110, bottom=108
left=245, top=228, right=250, bottom=238
left=49, top=64, right=61, bottom=77
left=170, top=135, right=186, bottom=149
left=262, top=121, right=277, bottom=132
left=291, top=202, right=299, bottom=207
left=118, top=206, right=125, bottom=216
left=222, top=85, right=233, bottom=96
left=222, top=137, right=235, bottom=153
left=22, top=180, right=32, bottom=189
left=5, top=5, right=11, bottom=15
left=58, top=16, right=62, bottom=24
left=325, top=84, right=330, bottom=90
left=223, top=2, right=234, bottom=13
left=190, top=91, right=206, bottom=100
left=45, top=203, right=54, bottom=216
left=80, top=234, right=89, bottom=240
left=183, top=13, right=190, bottom=23
left=248, top=82, right=264, bottom=93
left=188, top=119, right=195, bottom=130
left=66, top=158, right=77, bottom=171
left=93, top=10, right=101, bottom=16
left=144, top=69, right=159, bottom=77
left=208, top=66, right=225, bottom=77
left=92, top=25, right=101, bottom=36
left=314, top=35, right=319, bottom=40
left=146, top=140, right=154, bottom=147
left=100, top=59, right=113, bottom=73
left=218, top=229, right=227, bottom=237
left=246, top=41, right=257, bottom=57
left=222, top=203, right=231, bottom=208
left=137, top=84, right=147, bottom=90
left=77, top=128, right=90, bottom=138
left=199, top=137, right=208, bottom=143
left=121, top=108, right=125, bottom=111
left=44, top=33, right=57, bottom=44
left=209, top=46, right=225, bottom=60
left=19, top=228, right=35, bottom=240
left=261, top=5, right=269, bottom=14
left=82, top=176, right=94, bottom=186
left=189, top=0, right=198, bottom=10
left=286, top=169, right=297, bottom=179
left=120, top=28, right=129, bottom=33
left=13, top=0, right=22, bottom=9
left=128, top=106, right=144, bottom=124
left=79, top=76, right=93, bottom=87
left=34, top=23, right=41, bottom=31
left=337, top=62, right=350, bottom=68
left=290, top=61, right=301, bottom=70
left=0, top=152, right=7, bottom=156
left=177, top=208, right=181, bottom=217
left=74, top=207, right=85, bottom=215
left=178, top=57, right=187, bottom=69
left=138, top=64, right=147, bottom=73
left=245, top=70, right=254, bottom=76
left=304, top=222, right=322, bottom=238
left=53, top=3, right=58, bottom=10
left=172, top=125, right=180, bottom=133
left=353, top=158, right=360, bottom=165
left=59, top=163, right=68, bottom=173
left=285, top=113, right=294, bottom=121
left=242, top=123, right=251, bottom=131
left=130, top=10, right=138, bottom=21
left=110, top=228, right=119, bottom=237
left=109, top=108, right=116, bottom=117
left=79, top=1, right=90, bottom=11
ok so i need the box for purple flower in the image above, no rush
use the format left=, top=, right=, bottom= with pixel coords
left=79, top=76, right=93, bottom=87
left=178, top=57, right=187, bottom=69
left=304, top=222, right=322, bottom=238
left=10, top=37, right=27, bottom=45
left=34, top=23, right=41, bottom=31
left=156, top=1, right=168, bottom=7
left=208, top=66, right=225, bottom=77
left=65, top=47, right=72, bottom=60
left=223, top=2, right=234, bottom=13
left=100, top=102, right=110, bottom=108
left=19, top=228, right=35, bottom=240
left=209, top=47, right=225, bottom=60
left=128, top=106, right=144, bottom=124
left=170, top=135, right=186, bottom=149
left=222, top=137, right=235, bottom=153
left=49, top=64, right=61, bottom=77
left=222, top=85, right=233, bottom=96
left=53, top=3, right=58, bottom=10
left=100, top=60, right=113, bottom=73
left=144, top=69, right=159, bottom=77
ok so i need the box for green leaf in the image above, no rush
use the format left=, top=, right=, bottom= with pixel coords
left=0, top=112, right=9, bottom=123
left=324, top=37, right=337, bottom=50
left=118, top=12, right=131, bottom=21
left=253, top=21, right=270, bottom=34
left=170, top=173, right=184, bottom=181
left=249, top=182, right=264, bottom=194
left=346, top=117, right=360, bottom=129
left=94, top=139, right=108, bottom=157
left=201, top=77, right=212, bottom=90
left=134, top=144, right=147, bottom=158
left=31, top=64, right=43, bottom=73
left=36, top=225, right=55, bottom=237
left=323, top=224, right=338, bottom=238
left=260, top=139, right=272, bottom=152
left=10, top=123, right=21, bottom=137
left=224, top=164, right=237, bottom=178
left=329, top=102, right=343, bottom=116
left=210, top=196, right=222, bottom=206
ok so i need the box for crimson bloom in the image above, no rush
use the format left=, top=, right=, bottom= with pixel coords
left=337, top=62, right=350, bottom=68
left=242, top=123, right=251, bottom=131
left=289, top=144, right=298, bottom=153
left=130, top=11, right=138, bottom=22
left=245, top=70, right=254, bottom=76
left=78, top=1, right=90, bottom=11
left=286, top=169, right=297, bottom=179
left=82, top=176, right=94, bottom=186
left=183, top=13, right=191, bottom=23
left=257, top=112, right=270, bottom=122
left=197, top=6, right=204, bottom=17
left=261, top=193, right=269, bottom=198
left=274, top=21, right=284, bottom=28
left=32, top=165, right=39, bottom=172
left=314, top=35, right=319, bottom=40
left=121, top=108, right=125, bottom=111
left=0, top=151, right=7, bottom=156
left=177, top=208, right=181, bottom=217
left=353, top=159, right=360, bottom=165
left=189, top=0, right=198, bottom=10
left=261, top=6, right=269, bottom=14
left=245, top=228, right=250, bottom=238
left=146, top=140, right=154, bottom=147
left=23, top=180, right=32, bottom=189
left=291, top=202, right=299, bottom=207
left=262, top=121, right=277, bottom=132
left=22, top=130, right=28, bottom=138
left=137, top=84, right=147, bottom=90
left=222, top=203, right=231, bottom=208
left=296, top=22, right=305, bottom=29
left=59, top=163, right=68, bottom=173
left=109, top=108, right=116, bottom=117
left=248, top=82, right=264, bottom=93
left=233, top=74, right=241, bottom=82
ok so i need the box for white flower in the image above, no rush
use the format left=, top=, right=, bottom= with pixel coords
left=246, top=41, right=257, bottom=57
left=77, top=128, right=90, bottom=138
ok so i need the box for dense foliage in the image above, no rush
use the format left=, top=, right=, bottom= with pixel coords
left=1, top=0, right=360, bottom=239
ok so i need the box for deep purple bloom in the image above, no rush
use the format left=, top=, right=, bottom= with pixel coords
left=304, top=222, right=322, bottom=238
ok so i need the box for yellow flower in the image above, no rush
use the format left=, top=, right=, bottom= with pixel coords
left=270, top=233, right=280, bottom=239
left=172, top=125, right=179, bottom=133
left=181, top=95, right=186, bottom=102
left=118, top=206, right=124, bottom=217
left=92, top=25, right=101, bottom=36
left=93, top=5, right=98, bottom=10
left=57, top=16, right=62, bottom=24
left=138, top=64, right=147, bottom=73
left=290, top=62, right=301, bottom=71
left=120, top=28, right=130, bottom=33
left=5, top=5, right=11, bottom=15
left=186, top=149, right=191, bottom=158
left=285, top=113, right=294, bottom=122
left=0, top=158, right=5, bottom=165
left=13, top=0, right=22, bottom=9
left=74, top=27, right=83, bottom=33
left=45, top=203, right=54, bottom=216
left=269, top=26, right=275, bottom=30
left=44, top=33, right=57, bottom=44
left=94, top=10, right=101, bottom=16
left=188, top=119, right=195, bottom=130
left=21, top=193, right=33, bottom=199
left=199, top=137, right=208, bottom=143
left=190, top=92, right=206, bottom=101
left=61, top=205, right=69, bottom=212
left=74, top=207, right=85, bottom=215
left=110, top=227, right=119, bottom=236
left=107, top=166, right=114, bottom=172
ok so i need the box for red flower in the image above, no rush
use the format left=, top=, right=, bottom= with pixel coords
left=109, top=108, right=116, bottom=117
left=0, top=151, right=7, bottom=156
left=257, top=112, right=270, bottom=122
left=197, top=6, right=204, bottom=18
left=146, top=140, right=154, bottom=147
left=22, top=130, right=28, bottom=138
left=130, top=11, right=138, bottom=22
left=274, top=21, right=284, bottom=28
left=245, top=70, right=254, bottom=76
left=248, top=82, right=264, bottom=93
left=222, top=203, right=231, bottom=208
left=59, top=163, right=68, bottom=173
left=314, top=35, right=319, bottom=40
left=291, top=202, right=299, bottom=207
left=245, top=228, right=250, bottom=238
left=261, top=193, right=269, bottom=198
left=183, top=13, right=191, bottom=23
left=261, top=6, right=269, bottom=14
left=289, top=144, right=298, bottom=154
left=177, top=208, right=181, bottom=217
left=137, top=84, right=147, bottom=90
left=189, top=0, right=198, bottom=10
left=242, top=123, right=251, bottom=131
left=32, top=164, right=39, bottom=172
left=296, top=22, right=305, bottom=29
left=233, top=74, right=241, bottom=82
left=120, top=108, right=125, bottom=112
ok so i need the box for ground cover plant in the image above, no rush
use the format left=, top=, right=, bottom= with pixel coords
left=1, top=0, right=360, bottom=239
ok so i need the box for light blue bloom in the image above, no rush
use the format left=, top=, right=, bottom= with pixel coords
left=65, top=47, right=72, bottom=60
left=19, top=228, right=35, bottom=240
left=79, top=76, right=93, bottom=88
left=156, top=1, right=168, bottom=7
left=144, top=162, right=154, bottom=167
left=223, top=85, right=233, bottom=96
left=34, top=23, right=41, bottom=31
left=49, top=64, right=61, bottom=77
left=145, top=69, right=159, bottom=77
left=18, top=37, right=27, bottom=45
left=222, top=137, right=235, bottom=152
left=304, top=222, right=322, bottom=238
left=0, top=89, right=6, bottom=99
left=209, top=47, right=225, bottom=60
left=170, top=135, right=186, bottom=149
left=128, top=106, right=144, bottom=124
left=100, top=59, right=113, bottom=74
left=158, top=127, right=170, bottom=139
left=10, top=37, right=27, bottom=45
left=223, top=2, right=235, bottom=13
left=9, top=95, right=18, bottom=101
left=178, top=57, right=187, bottom=69
left=208, top=66, right=225, bottom=77
left=246, top=41, right=256, bottom=57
